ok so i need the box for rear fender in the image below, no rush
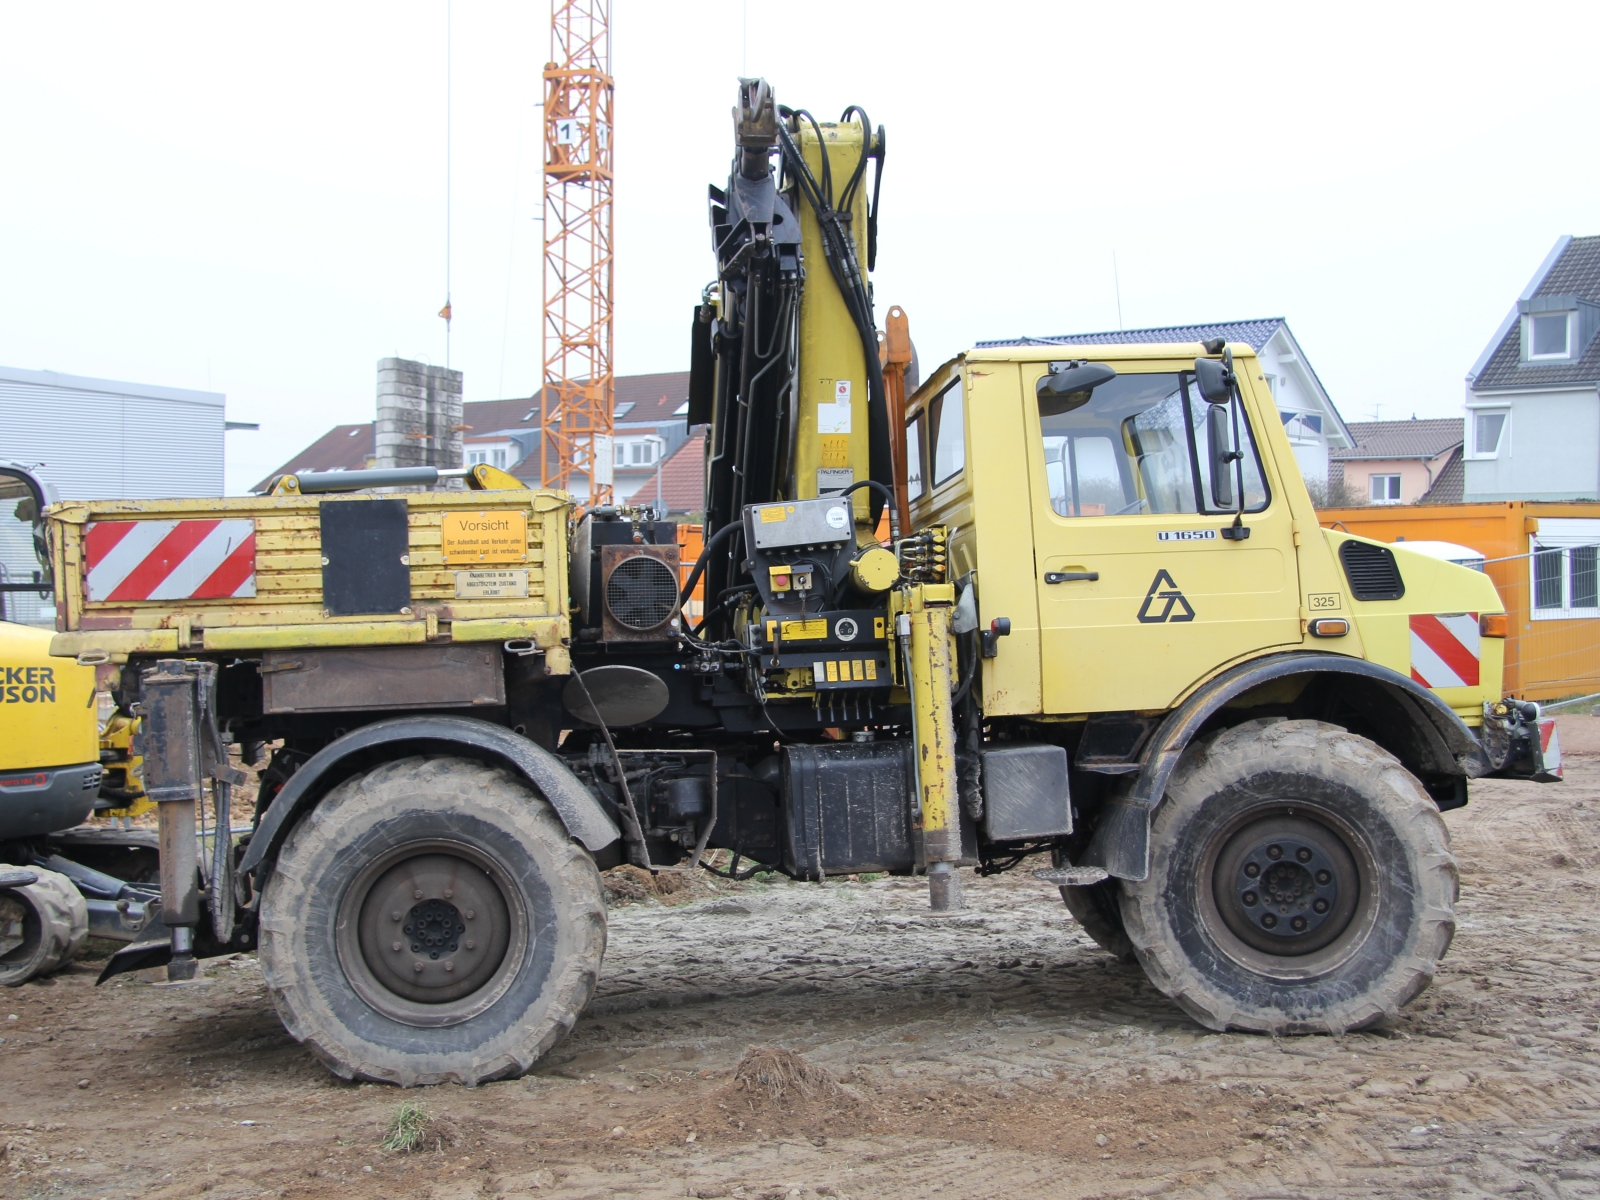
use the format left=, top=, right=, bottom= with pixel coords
left=237, top=716, right=620, bottom=883
left=1081, top=653, right=1486, bottom=882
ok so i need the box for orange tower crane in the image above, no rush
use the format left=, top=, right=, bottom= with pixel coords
left=541, top=0, right=615, bottom=503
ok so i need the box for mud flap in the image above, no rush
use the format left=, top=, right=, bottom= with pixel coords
left=1079, top=795, right=1152, bottom=882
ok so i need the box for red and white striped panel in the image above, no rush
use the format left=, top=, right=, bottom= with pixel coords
left=85, top=520, right=256, bottom=602
left=1409, top=613, right=1480, bottom=689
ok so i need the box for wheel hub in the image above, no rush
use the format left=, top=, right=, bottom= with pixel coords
left=354, top=852, right=512, bottom=1006
left=1210, top=811, right=1362, bottom=959
left=1235, top=837, right=1338, bottom=937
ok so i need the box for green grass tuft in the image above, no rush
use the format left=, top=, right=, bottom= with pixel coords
left=380, top=1100, right=430, bottom=1153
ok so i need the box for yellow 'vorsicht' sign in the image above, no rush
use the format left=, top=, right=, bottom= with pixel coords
left=441, top=511, right=528, bottom=564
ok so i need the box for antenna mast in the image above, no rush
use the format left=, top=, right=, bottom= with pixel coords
left=541, top=0, right=614, bottom=503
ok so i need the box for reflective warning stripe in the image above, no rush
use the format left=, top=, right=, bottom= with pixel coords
left=1409, top=613, right=1480, bottom=689
left=85, top=520, right=257, bottom=602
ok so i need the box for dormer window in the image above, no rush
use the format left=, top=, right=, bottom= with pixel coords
left=1529, top=312, right=1571, bottom=359
left=1518, top=294, right=1598, bottom=364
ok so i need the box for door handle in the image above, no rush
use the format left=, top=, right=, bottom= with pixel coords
left=1044, top=571, right=1099, bottom=584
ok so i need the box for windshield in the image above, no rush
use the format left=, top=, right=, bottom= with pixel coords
left=1039, top=370, right=1268, bottom=518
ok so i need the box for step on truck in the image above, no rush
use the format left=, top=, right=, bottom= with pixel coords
left=46, top=79, right=1559, bottom=1085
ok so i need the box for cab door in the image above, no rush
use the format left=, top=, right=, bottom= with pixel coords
left=1025, top=360, right=1302, bottom=714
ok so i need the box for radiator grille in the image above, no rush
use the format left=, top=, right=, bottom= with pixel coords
left=1339, top=540, right=1405, bottom=602
left=605, top=555, right=679, bottom=630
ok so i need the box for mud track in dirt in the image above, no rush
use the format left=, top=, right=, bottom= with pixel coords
left=5, top=719, right=1600, bottom=1198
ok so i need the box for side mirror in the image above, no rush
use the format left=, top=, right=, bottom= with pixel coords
left=1207, top=403, right=1234, bottom=508
left=1037, top=360, right=1118, bottom=416
left=1194, top=356, right=1234, bottom=405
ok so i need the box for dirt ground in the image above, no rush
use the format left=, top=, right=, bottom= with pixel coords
left=6, top=721, right=1600, bottom=1199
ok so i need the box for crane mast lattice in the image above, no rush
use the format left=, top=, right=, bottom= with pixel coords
left=541, top=0, right=614, bottom=503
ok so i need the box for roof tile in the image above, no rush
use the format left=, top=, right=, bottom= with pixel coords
left=1473, top=235, right=1600, bottom=390
left=977, top=318, right=1285, bottom=352
left=1331, top=418, right=1462, bottom=461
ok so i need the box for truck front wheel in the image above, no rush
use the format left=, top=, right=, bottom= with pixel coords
left=1121, top=719, right=1457, bottom=1035
left=259, top=756, right=606, bottom=1085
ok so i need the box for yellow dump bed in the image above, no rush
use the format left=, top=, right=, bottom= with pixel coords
left=46, top=489, right=571, bottom=667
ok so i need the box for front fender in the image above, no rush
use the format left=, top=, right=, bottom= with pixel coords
left=238, top=716, right=619, bottom=880
left=1081, top=652, right=1486, bottom=882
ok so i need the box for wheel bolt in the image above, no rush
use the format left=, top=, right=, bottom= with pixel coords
left=1316, top=870, right=1331, bottom=885
left=1244, top=863, right=1260, bottom=878
left=414, top=890, right=424, bottom=900
left=444, top=962, right=455, bottom=973
left=465, top=910, right=475, bottom=920
left=1266, top=845, right=1282, bottom=860
left=1313, top=898, right=1329, bottom=913
left=1242, top=891, right=1258, bottom=907
left=444, top=889, right=453, bottom=900
left=1262, top=913, right=1278, bottom=928
left=1291, top=916, right=1307, bottom=932
left=391, top=911, right=402, bottom=922
left=465, top=939, right=476, bottom=950
left=392, top=941, right=402, bottom=952
left=413, top=962, right=424, bottom=973
left=1296, top=847, right=1312, bottom=863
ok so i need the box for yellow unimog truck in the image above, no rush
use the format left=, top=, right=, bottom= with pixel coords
left=1, top=463, right=158, bottom=985
left=45, top=79, right=1557, bottom=1086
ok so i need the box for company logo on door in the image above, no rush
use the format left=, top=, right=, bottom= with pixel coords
left=1136, top=570, right=1195, bottom=624
left=441, top=511, right=528, bottom=564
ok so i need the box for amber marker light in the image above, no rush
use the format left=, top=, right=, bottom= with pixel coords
left=1307, top=618, right=1350, bottom=638
left=1480, top=613, right=1508, bottom=638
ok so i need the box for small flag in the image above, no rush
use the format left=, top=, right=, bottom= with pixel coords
left=438, top=300, right=453, bottom=321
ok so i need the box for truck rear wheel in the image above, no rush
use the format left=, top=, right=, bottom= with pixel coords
left=1120, top=719, right=1457, bottom=1034
left=1059, top=879, right=1134, bottom=962
left=259, top=756, right=606, bottom=1085
left=0, top=867, right=88, bottom=987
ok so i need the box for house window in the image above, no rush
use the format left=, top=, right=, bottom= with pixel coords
left=1530, top=519, right=1600, bottom=618
left=1370, top=474, right=1402, bottom=503
left=1529, top=312, right=1571, bottom=359
left=613, top=438, right=660, bottom=468
left=1473, top=410, right=1507, bottom=457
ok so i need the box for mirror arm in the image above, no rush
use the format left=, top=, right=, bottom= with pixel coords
left=1221, top=362, right=1251, bottom=541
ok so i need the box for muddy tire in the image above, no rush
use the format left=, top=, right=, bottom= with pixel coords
left=1120, top=719, right=1457, bottom=1035
left=1059, top=880, right=1135, bottom=962
left=259, top=756, right=606, bottom=1085
left=0, top=867, right=88, bottom=986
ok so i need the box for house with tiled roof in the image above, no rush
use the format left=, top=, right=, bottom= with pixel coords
left=1465, top=235, right=1600, bottom=502
left=254, top=370, right=693, bottom=505
left=1330, top=418, right=1464, bottom=505
left=980, top=318, right=1353, bottom=488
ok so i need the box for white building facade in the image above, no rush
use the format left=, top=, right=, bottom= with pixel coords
left=1465, top=235, right=1600, bottom=502
left=0, top=365, right=228, bottom=500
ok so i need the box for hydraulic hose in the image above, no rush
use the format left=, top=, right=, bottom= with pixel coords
left=835, top=479, right=899, bottom=543
left=678, top=519, right=744, bottom=608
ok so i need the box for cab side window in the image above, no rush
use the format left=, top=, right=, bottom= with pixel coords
left=928, top=378, right=965, bottom=486
left=1039, top=370, right=1267, bottom=518
left=0, top=472, right=54, bottom=626
left=905, top=411, right=926, bottom=501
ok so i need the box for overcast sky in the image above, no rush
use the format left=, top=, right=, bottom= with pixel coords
left=2, top=1, right=1597, bottom=494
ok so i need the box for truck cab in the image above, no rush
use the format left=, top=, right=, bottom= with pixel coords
left=909, top=344, right=1512, bottom=730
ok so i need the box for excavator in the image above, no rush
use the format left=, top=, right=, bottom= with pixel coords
left=0, top=462, right=157, bottom=985
left=43, top=79, right=1557, bottom=1085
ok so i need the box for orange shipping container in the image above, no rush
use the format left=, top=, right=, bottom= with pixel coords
left=1319, top=501, right=1600, bottom=702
